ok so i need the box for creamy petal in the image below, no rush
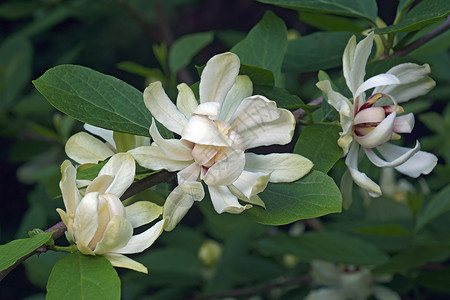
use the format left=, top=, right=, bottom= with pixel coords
left=346, top=33, right=374, bottom=96
left=208, top=185, right=251, bottom=214
left=103, top=253, right=147, bottom=274
left=126, top=201, right=162, bottom=228
left=365, top=141, right=420, bottom=168
left=65, top=132, right=115, bottom=164
left=129, top=145, right=193, bottom=172
left=144, top=81, right=188, bottom=135
left=345, top=142, right=382, bottom=196
left=177, top=162, right=201, bottom=184
left=149, top=119, right=193, bottom=161
left=199, top=52, right=240, bottom=105
left=393, top=113, right=414, bottom=133
left=373, top=285, right=401, bottom=300
left=376, top=142, right=437, bottom=177
left=85, top=175, right=114, bottom=195
left=354, top=74, right=400, bottom=100
left=98, top=153, right=135, bottom=198
left=59, top=160, right=82, bottom=215
left=176, top=83, right=198, bottom=118
left=202, top=150, right=245, bottom=186
left=219, top=75, right=253, bottom=122
left=231, top=170, right=270, bottom=200
left=114, top=219, right=165, bottom=254
left=343, top=35, right=356, bottom=93
left=244, top=153, right=313, bottom=183
left=74, top=192, right=99, bottom=251
left=163, top=186, right=196, bottom=231
left=102, top=193, right=127, bottom=217
left=112, top=131, right=150, bottom=152
left=181, top=115, right=231, bottom=147
left=84, top=124, right=116, bottom=149
left=94, top=215, right=133, bottom=254
left=192, top=102, right=221, bottom=119
left=354, top=112, right=396, bottom=149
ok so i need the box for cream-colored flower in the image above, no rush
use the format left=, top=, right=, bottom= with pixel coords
left=130, top=52, right=313, bottom=231
left=317, top=33, right=437, bottom=205
left=306, top=261, right=400, bottom=300
left=56, top=152, right=165, bottom=273
left=65, top=124, right=150, bottom=165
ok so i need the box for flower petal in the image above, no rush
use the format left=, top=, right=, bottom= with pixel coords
left=149, top=118, right=193, bottom=161
left=199, top=52, right=240, bottom=105
left=373, top=285, right=401, bottom=300
left=163, top=186, right=196, bottom=231
left=144, top=81, right=188, bottom=135
left=177, top=162, right=201, bottom=184
left=244, top=153, right=313, bottom=183
left=393, top=113, right=414, bottom=133
left=219, top=75, right=253, bottom=122
left=94, top=215, right=133, bottom=254
left=126, top=201, right=162, bottom=228
left=345, top=142, right=382, bottom=196
left=181, top=115, right=231, bottom=147
left=202, top=150, right=245, bottom=186
left=376, top=142, right=437, bottom=177
left=103, top=253, right=147, bottom=274
left=74, top=192, right=99, bottom=252
left=86, top=175, right=114, bottom=195
left=208, top=185, right=251, bottom=214
left=112, top=131, right=150, bottom=152
left=234, top=108, right=295, bottom=149
left=176, top=83, right=198, bottom=119
left=129, top=145, right=193, bottom=171
left=231, top=170, right=270, bottom=201
left=114, top=219, right=165, bottom=254
left=65, top=132, right=115, bottom=164
left=84, top=124, right=116, bottom=149
left=305, top=288, right=347, bottom=300
left=59, top=160, right=82, bottom=215
left=354, top=112, right=396, bottom=149
left=354, top=74, right=400, bottom=100
left=192, top=102, right=221, bottom=119
left=345, top=33, right=374, bottom=96
left=365, top=141, right=420, bottom=168
left=98, top=153, right=136, bottom=198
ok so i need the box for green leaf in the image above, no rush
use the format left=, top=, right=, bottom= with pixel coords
left=257, top=0, right=378, bottom=23
left=244, top=170, right=342, bottom=225
left=33, top=65, right=152, bottom=136
left=253, top=85, right=304, bottom=109
left=239, top=64, right=275, bottom=86
left=76, top=160, right=108, bottom=181
left=417, top=266, right=450, bottom=293
left=416, top=185, right=450, bottom=232
left=231, top=11, right=287, bottom=85
left=294, top=124, right=342, bottom=173
left=169, top=31, right=214, bottom=73
left=0, top=231, right=53, bottom=271
left=283, top=32, right=355, bottom=73
left=0, top=34, right=32, bottom=107
left=376, top=0, right=450, bottom=34
left=46, top=252, right=120, bottom=300
left=116, top=61, right=165, bottom=81
left=256, top=231, right=389, bottom=266
left=300, top=12, right=365, bottom=32
left=354, top=224, right=410, bottom=236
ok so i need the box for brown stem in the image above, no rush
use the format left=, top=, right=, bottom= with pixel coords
left=390, top=16, right=450, bottom=58
left=293, top=96, right=324, bottom=124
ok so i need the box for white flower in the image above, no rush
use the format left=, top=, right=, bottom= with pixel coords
left=316, top=32, right=437, bottom=204
left=130, top=52, right=313, bottom=231
left=56, top=152, right=165, bottom=273
left=65, top=124, right=150, bottom=165
left=306, top=261, right=400, bottom=300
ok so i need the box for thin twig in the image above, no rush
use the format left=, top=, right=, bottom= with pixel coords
left=390, top=16, right=450, bottom=58
left=293, top=96, right=323, bottom=124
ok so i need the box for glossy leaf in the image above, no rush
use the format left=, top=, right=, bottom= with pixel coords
left=294, top=124, right=342, bottom=173
left=46, top=252, right=120, bottom=300
left=256, top=231, right=389, bottom=266
left=253, top=85, right=304, bottom=109
left=33, top=65, right=152, bottom=136
left=0, top=231, right=53, bottom=270
left=244, top=170, right=342, bottom=225
left=231, top=11, right=287, bottom=85
left=257, top=0, right=378, bottom=22
left=239, top=64, right=274, bottom=86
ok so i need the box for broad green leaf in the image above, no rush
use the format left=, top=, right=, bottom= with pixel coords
left=117, top=61, right=165, bottom=81
left=253, top=85, right=304, bottom=109
left=231, top=11, right=287, bottom=85
left=376, top=0, right=450, bottom=34
left=244, top=170, right=342, bottom=225
left=283, top=32, right=355, bottom=73
left=76, top=160, right=108, bottom=181
left=354, top=224, right=410, bottom=236
left=294, top=124, right=342, bottom=173
left=300, top=12, right=365, bottom=32
left=33, top=65, right=152, bottom=136
left=0, top=231, right=53, bottom=270
left=257, top=0, right=378, bottom=23
left=417, top=266, right=450, bottom=293
left=46, top=252, right=120, bottom=300
left=256, top=231, right=389, bottom=266
left=0, top=34, right=32, bottom=107
left=416, top=185, right=450, bottom=232
left=169, top=31, right=214, bottom=73
left=239, top=64, right=275, bottom=86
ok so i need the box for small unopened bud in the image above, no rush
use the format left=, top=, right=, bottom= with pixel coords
left=198, top=240, right=223, bottom=268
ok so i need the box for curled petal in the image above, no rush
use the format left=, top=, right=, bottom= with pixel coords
left=176, top=83, right=198, bottom=119
left=354, top=107, right=385, bottom=125
left=86, top=175, right=114, bottom=195
left=365, top=141, right=420, bottom=168
left=376, top=142, right=437, bottom=177
left=192, top=102, right=221, bottom=119
left=74, top=192, right=99, bottom=252
left=163, top=186, right=196, bottom=231
left=354, top=112, right=396, bottom=149
left=129, top=145, right=193, bottom=172
left=149, top=119, right=193, bottom=161
left=59, top=160, right=82, bottom=215
left=393, top=113, right=414, bottom=133
left=103, top=253, right=148, bottom=274
left=345, top=142, right=381, bottom=196
left=114, top=219, right=165, bottom=254
left=98, top=153, right=136, bottom=198
left=219, top=75, right=253, bottom=122
left=94, top=215, right=133, bottom=254
left=244, top=153, right=313, bottom=183
left=202, top=150, right=245, bottom=186
left=354, top=74, right=400, bottom=100
left=65, top=132, right=115, bottom=164
left=373, top=285, right=401, bottom=300
left=84, top=124, right=116, bottom=149
left=144, top=81, right=188, bottom=135
left=208, top=185, right=251, bottom=214
left=199, top=52, right=240, bottom=105
left=182, top=115, right=231, bottom=147
left=126, top=201, right=162, bottom=228
left=177, top=162, right=201, bottom=185
left=231, top=170, right=270, bottom=201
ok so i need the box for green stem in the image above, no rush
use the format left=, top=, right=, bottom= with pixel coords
left=49, top=245, right=78, bottom=253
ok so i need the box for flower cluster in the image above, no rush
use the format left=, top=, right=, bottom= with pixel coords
left=317, top=32, right=437, bottom=205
